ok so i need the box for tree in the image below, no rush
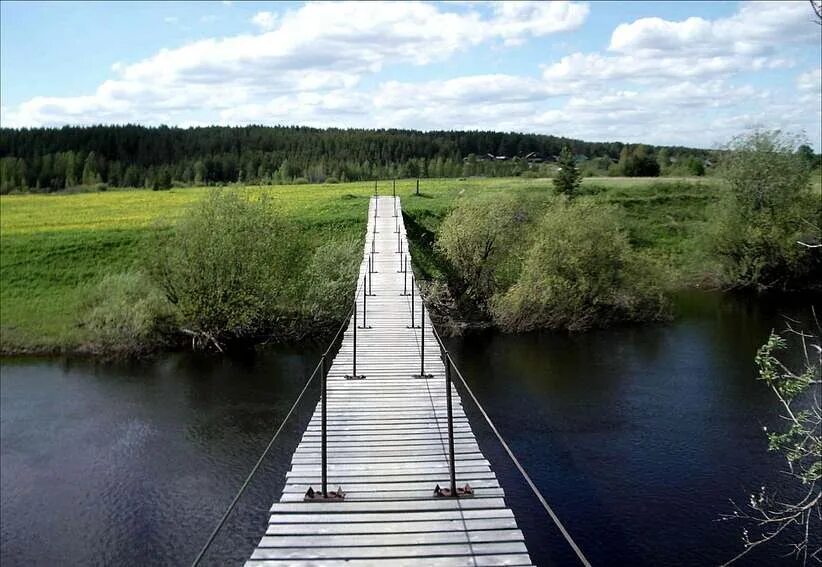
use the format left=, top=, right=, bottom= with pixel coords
left=796, top=144, right=816, bottom=167
left=722, top=318, right=821, bottom=565
left=492, top=200, right=668, bottom=332
left=435, top=193, right=531, bottom=305
left=553, top=145, right=581, bottom=198
left=709, top=130, right=820, bottom=290
left=82, top=151, right=101, bottom=185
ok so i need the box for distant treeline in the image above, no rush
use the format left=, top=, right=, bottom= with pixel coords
left=0, top=124, right=710, bottom=192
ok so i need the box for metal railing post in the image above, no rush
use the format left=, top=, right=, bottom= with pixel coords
left=416, top=178, right=419, bottom=195
left=408, top=277, right=416, bottom=327
left=445, top=352, right=457, bottom=497
left=321, top=353, right=328, bottom=497
left=346, top=298, right=365, bottom=380
left=360, top=275, right=369, bottom=328
left=414, top=297, right=432, bottom=379
left=402, top=256, right=408, bottom=296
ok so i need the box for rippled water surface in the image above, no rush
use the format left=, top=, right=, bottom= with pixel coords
left=1, top=291, right=819, bottom=565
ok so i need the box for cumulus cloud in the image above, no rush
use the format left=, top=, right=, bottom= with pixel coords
left=1, top=0, right=819, bottom=150
left=609, top=2, right=816, bottom=56
left=2, top=1, right=589, bottom=128
left=250, top=11, right=277, bottom=30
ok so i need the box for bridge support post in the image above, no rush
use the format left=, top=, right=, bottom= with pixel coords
left=305, top=353, right=345, bottom=501
left=402, top=256, right=408, bottom=296
left=346, top=299, right=365, bottom=380
left=433, top=352, right=473, bottom=498
left=407, top=278, right=416, bottom=328
left=321, top=353, right=328, bottom=496
left=360, top=275, right=371, bottom=329
left=414, top=299, right=432, bottom=379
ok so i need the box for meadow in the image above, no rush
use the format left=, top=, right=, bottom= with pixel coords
left=0, top=176, right=751, bottom=353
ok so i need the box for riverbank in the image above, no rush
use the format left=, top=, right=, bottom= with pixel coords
left=0, top=176, right=757, bottom=355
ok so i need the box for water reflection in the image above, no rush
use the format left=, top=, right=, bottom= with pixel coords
left=1, top=291, right=819, bottom=565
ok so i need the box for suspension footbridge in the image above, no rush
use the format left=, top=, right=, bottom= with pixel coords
left=193, top=190, right=589, bottom=567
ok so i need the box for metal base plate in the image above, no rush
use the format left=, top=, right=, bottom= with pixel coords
left=413, top=373, right=434, bottom=379
left=433, top=484, right=474, bottom=498
left=345, top=375, right=366, bottom=380
left=304, top=486, right=345, bottom=501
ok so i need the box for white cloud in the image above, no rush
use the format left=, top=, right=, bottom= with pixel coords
left=797, top=68, right=821, bottom=92
left=163, top=16, right=178, bottom=24
left=250, top=11, right=277, bottom=30
left=3, top=1, right=589, bottom=128
left=1, top=0, right=819, bottom=150
left=609, top=2, right=815, bottom=57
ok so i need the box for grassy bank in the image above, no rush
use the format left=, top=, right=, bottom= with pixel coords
left=0, top=176, right=740, bottom=353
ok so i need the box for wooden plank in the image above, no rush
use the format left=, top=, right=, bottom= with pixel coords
left=249, top=542, right=529, bottom=560
left=270, top=497, right=508, bottom=513
left=246, top=555, right=534, bottom=566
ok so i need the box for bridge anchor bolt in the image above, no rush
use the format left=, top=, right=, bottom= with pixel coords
left=304, top=486, right=345, bottom=501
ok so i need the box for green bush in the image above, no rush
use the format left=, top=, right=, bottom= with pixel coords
left=709, top=130, right=820, bottom=291
left=82, top=271, right=176, bottom=353
left=302, top=238, right=362, bottom=319
left=147, top=191, right=305, bottom=346
left=435, top=193, right=533, bottom=305
left=493, top=200, right=668, bottom=332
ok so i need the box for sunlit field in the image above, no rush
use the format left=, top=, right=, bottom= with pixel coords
left=0, top=176, right=726, bottom=352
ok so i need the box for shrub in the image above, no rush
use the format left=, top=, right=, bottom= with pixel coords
left=146, top=191, right=305, bottom=347
left=435, top=193, right=533, bottom=305
left=709, top=130, right=820, bottom=291
left=324, top=177, right=340, bottom=184
left=82, top=271, right=176, bottom=353
left=302, top=239, right=362, bottom=319
left=493, top=200, right=668, bottom=332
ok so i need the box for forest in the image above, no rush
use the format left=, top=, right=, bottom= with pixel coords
left=0, top=124, right=710, bottom=192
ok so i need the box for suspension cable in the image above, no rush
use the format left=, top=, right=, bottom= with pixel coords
left=428, top=322, right=592, bottom=567
left=192, top=282, right=362, bottom=566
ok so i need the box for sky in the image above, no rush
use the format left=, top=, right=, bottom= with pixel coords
left=1, top=1, right=820, bottom=150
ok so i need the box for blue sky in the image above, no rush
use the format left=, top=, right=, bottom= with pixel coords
left=1, top=1, right=820, bottom=149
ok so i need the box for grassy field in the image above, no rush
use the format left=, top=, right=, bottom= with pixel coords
left=0, top=176, right=733, bottom=353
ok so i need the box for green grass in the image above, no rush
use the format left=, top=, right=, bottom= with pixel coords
left=0, top=177, right=721, bottom=353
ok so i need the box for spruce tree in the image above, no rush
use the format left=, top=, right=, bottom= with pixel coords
left=553, top=145, right=581, bottom=198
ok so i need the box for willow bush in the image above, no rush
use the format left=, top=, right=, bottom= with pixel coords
left=492, top=200, right=669, bottom=332
left=147, top=191, right=305, bottom=347
left=435, top=193, right=533, bottom=306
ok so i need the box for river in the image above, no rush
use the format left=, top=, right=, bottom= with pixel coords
left=1, top=291, right=819, bottom=565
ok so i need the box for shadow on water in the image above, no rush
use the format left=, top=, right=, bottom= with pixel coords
left=1, top=290, right=819, bottom=565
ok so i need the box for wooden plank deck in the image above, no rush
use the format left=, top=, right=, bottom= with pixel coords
left=247, top=196, right=534, bottom=566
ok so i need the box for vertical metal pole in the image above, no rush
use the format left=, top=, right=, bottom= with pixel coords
left=362, top=275, right=367, bottom=327
left=445, top=352, right=457, bottom=497
left=410, top=277, right=415, bottom=327
left=321, top=353, right=327, bottom=497
left=397, top=228, right=401, bottom=253
left=416, top=178, right=419, bottom=195
left=368, top=261, right=372, bottom=295
left=393, top=178, right=396, bottom=195
left=353, top=302, right=358, bottom=377
left=420, top=300, right=425, bottom=375
left=403, top=256, right=408, bottom=295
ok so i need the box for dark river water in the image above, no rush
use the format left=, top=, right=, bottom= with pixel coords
left=1, top=291, right=819, bottom=566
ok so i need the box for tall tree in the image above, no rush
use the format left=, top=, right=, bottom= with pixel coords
left=554, top=145, right=581, bottom=198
